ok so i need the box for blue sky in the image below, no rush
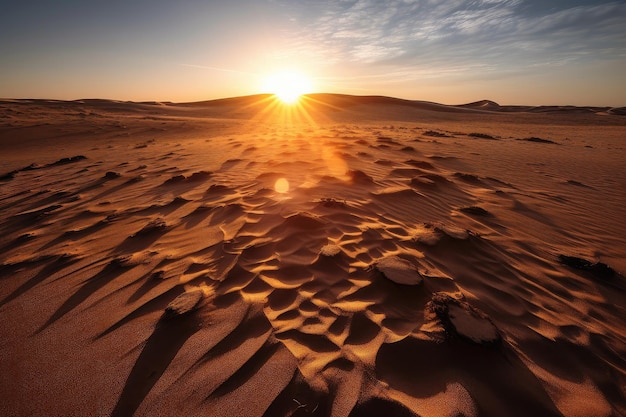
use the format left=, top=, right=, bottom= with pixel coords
left=1, top=0, right=625, bottom=105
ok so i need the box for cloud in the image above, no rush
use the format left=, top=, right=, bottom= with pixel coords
left=278, top=0, right=626, bottom=80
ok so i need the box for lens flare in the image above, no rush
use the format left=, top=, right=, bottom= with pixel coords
left=274, top=178, right=290, bottom=193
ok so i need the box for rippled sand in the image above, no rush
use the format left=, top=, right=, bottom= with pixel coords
left=1, top=95, right=625, bottom=416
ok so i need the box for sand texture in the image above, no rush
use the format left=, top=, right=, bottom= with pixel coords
left=1, top=94, right=625, bottom=416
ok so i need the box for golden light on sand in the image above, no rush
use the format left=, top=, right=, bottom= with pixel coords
left=274, top=178, right=290, bottom=193
left=263, top=71, right=312, bottom=104
left=5, top=97, right=626, bottom=417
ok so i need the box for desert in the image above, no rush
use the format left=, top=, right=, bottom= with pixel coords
left=1, top=94, right=625, bottom=416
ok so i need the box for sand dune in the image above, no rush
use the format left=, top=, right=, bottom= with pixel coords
left=1, top=95, right=625, bottom=416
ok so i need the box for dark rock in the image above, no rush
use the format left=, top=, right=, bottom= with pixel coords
left=426, top=292, right=501, bottom=346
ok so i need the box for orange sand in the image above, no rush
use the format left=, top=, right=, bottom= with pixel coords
left=1, top=94, right=625, bottom=416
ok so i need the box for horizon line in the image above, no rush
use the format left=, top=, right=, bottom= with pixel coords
left=1, top=93, right=624, bottom=109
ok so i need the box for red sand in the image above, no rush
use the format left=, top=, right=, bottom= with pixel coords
left=1, top=94, right=625, bottom=416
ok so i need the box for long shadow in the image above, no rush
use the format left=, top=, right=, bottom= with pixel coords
left=126, top=196, right=189, bottom=217
left=0, top=254, right=56, bottom=281
left=114, top=228, right=169, bottom=254
left=0, top=188, right=35, bottom=209
left=10, top=204, right=64, bottom=227
left=73, top=177, right=109, bottom=195
left=12, top=190, right=75, bottom=212
left=349, top=397, right=416, bottom=417
left=0, top=254, right=80, bottom=307
left=85, top=179, right=143, bottom=203
left=377, top=337, right=563, bottom=417
left=110, top=310, right=203, bottom=417
left=209, top=341, right=280, bottom=399
left=193, top=308, right=270, bottom=367
left=97, top=275, right=208, bottom=340
left=37, top=221, right=108, bottom=251
left=180, top=205, right=215, bottom=229
left=263, top=372, right=328, bottom=417
left=124, top=269, right=167, bottom=305
left=146, top=172, right=214, bottom=197
left=37, top=259, right=135, bottom=333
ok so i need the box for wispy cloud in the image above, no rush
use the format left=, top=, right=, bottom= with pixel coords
left=279, top=0, right=626, bottom=77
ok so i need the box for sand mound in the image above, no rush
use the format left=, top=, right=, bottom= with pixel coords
left=164, top=289, right=204, bottom=317
left=1, top=98, right=625, bottom=417
left=375, top=256, right=423, bottom=285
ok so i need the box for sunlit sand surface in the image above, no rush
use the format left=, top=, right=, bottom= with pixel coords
left=1, top=95, right=625, bottom=416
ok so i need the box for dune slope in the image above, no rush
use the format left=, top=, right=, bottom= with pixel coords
left=1, top=95, right=625, bottom=417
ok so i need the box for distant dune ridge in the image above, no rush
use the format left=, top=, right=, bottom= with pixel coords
left=1, top=94, right=625, bottom=417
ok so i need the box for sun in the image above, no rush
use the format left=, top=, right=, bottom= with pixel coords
left=262, top=71, right=312, bottom=104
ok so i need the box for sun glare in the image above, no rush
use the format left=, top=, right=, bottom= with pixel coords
left=274, top=178, right=290, bottom=193
left=263, top=71, right=312, bottom=104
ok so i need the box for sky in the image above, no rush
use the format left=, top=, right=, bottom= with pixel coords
left=1, top=0, right=625, bottom=105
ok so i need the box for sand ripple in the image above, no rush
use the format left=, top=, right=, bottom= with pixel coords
left=1, top=106, right=625, bottom=416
